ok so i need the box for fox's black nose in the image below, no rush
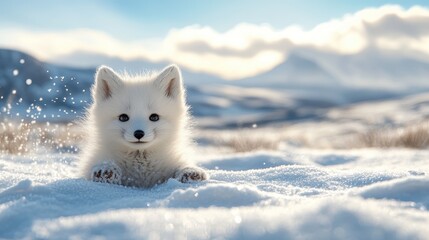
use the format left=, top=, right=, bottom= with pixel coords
left=134, top=130, right=145, bottom=140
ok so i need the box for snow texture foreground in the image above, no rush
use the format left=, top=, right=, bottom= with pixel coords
left=0, top=148, right=429, bottom=239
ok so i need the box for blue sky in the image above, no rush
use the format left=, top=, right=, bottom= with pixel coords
left=1, top=0, right=427, bottom=39
left=1, top=1, right=428, bottom=79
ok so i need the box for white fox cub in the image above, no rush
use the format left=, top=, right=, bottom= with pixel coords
left=80, top=64, right=208, bottom=188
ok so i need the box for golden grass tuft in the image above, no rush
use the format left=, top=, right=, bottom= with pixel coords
left=215, top=129, right=280, bottom=153
left=0, top=121, right=84, bottom=155
left=358, top=123, right=429, bottom=149
left=0, top=122, right=31, bottom=154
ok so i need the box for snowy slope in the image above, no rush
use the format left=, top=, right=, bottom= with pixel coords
left=0, top=146, right=428, bottom=239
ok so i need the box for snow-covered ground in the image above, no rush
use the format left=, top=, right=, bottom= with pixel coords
left=1, top=49, right=429, bottom=239
left=1, top=143, right=429, bottom=239
left=1, top=91, right=429, bottom=239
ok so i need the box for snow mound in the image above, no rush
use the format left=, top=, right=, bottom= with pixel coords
left=156, top=182, right=275, bottom=208
left=358, top=177, right=429, bottom=209
left=30, top=198, right=429, bottom=240
left=0, top=179, right=32, bottom=197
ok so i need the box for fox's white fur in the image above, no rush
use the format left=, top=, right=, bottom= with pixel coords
left=80, top=64, right=208, bottom=188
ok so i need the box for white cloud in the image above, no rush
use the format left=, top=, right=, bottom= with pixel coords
left=1, top=5, right=429, bottom=79
left=162, top=24, right=288, bottom=79
left=0, top=28, right=163, bottom=62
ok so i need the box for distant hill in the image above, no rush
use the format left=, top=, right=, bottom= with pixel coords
left=0, top=49, right=94, bottom=122
left=2, top=48, right=429, bottom=128
left=236, top=48, right=429, bottom=103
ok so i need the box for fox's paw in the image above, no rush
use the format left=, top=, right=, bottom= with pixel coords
left=175, top=167, right=208, bottom=183
left=91, top=163, right=122, bottom=185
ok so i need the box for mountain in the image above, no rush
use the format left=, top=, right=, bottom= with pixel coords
left=2, top=48, right=429, bottom=128
left=236, top=53, right=341, bottom=89
left=234, top=47, right=429, bottom=104
left=0, top=49, right=94, bottom=122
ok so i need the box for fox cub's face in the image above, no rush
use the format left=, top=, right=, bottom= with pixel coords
left=92, top=65, right=187, bottom=150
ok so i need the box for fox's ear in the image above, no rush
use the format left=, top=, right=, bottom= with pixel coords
left=155, top=64, right=184, bottom=100
left=93, top=66, right=123, bottom=100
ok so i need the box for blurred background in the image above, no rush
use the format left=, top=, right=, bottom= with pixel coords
left=1, top=0, right=429, bottom=153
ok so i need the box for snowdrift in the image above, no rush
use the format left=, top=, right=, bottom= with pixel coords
left=1, top=148, right=428, bottom=239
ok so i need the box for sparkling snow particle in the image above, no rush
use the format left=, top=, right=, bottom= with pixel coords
left=26, top=79, right=32, bottom=85
left=13, top=69, right=19, bottom=76
left=12, top=89, right=17, bottom=95
left=20, top=59, right=25, bottom=64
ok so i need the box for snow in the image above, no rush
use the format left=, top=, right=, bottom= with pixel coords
left=1, top=146, right=428, bottom=239
left=358, top=177, right=429, bottom=209
left=1, top=49, right=429, bottom=239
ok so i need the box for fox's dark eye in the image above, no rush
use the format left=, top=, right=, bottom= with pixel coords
left=119, top=114, right=129, bottom=122
left=149, top=113, right=159, bottom=122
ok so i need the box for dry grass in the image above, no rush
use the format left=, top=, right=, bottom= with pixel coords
left=0, top=121, right=84, bottom=155
left=4, top=119, right=428, bottom=155
left=214, top=129, right=280, bottom=153
left=0, top=122, right=31, bottom=154
left=357, top=123, right=429, bottom=149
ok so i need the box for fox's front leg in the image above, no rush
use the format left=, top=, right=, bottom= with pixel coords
left=175, top=166, right=208, bottom=183
left=91, top=162, right=122, bottom=185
